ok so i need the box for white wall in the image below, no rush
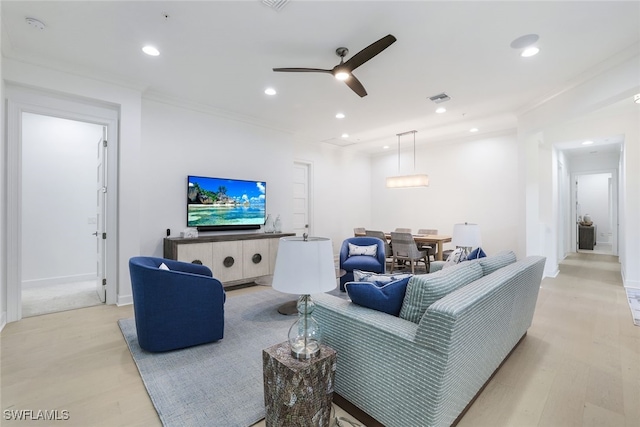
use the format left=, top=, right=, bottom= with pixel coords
left=21, top=113, right=102, bottom=285
left=293, top=141, right=372, bottom=254
left=519, top=51, right=640, bottom=288
left=370, top=132, right=519, bottom=256
left=3, top=58, right=142, bottom=307
left=139, top=98, right=374, bottom=258
left=139, top=98, right=294, bottom=257
left=0, top=4, right=5, bottom=328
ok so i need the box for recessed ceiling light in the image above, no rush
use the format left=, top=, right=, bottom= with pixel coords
left=582, top=140, right=594, bottom=145
left=142, top=45, right=160, bottom=56
left=510, top=34, right=539, bottom=49
left=435, top=107, right=446, bottom=114
left=335, top=113, right=345, bottom=119
left=383, top=145, right=389, bottom=149
left=341, top=133, right=349, bottom=138
left=634, top=93, right=640, bottom=104
left=470, top=128, right=479, bottom=133
left=264, top=87, right=277, bottom=96
left=510, top=34, right=540, bottom=57
left=521, top=46, right=540, bottom=57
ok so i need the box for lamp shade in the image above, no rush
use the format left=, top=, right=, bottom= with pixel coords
left=451, top=223, right=481, bottom=248
left=272, top=236, right=336, bottom=294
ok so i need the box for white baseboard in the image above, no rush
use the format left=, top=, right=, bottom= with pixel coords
left=621, top=267, right=640, bottom=289
left=544, top=268, right=559, bottom=278
left=117, top=294, right=133, bottom=306
left=22, top=274, right=98, bottom=289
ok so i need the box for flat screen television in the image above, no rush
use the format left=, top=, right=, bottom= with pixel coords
left=187, top=175, right=266, bottom=231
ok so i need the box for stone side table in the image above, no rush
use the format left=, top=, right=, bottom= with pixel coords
left=262, top=341, right=336, bottom=427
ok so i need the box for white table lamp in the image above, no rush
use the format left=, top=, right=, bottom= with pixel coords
left=272, top=235, right=336, bottom=359
left=451, top=223, right=482, bottom=258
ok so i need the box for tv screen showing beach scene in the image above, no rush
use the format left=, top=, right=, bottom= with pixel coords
left=187, top=175, right=266, bottom=229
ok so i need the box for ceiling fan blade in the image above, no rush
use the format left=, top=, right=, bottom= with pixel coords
left=273, top=67, right=332, bottom=73
left=343, top=34, right=397, bottom=72
left=344, top=73, right=368, bottom=97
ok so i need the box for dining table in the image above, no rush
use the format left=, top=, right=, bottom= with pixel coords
left=354, top=231, right=452, bottom=261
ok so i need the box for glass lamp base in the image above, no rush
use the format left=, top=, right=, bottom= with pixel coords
left=290, top=339, right=320, bottom=360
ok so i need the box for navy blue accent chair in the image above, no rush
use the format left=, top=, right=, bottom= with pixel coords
left=129, top=256, right=226, bottom=352
left=339, top=237, right=386, bottom=291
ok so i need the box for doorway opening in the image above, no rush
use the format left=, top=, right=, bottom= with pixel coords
left=20, top=113, right=107, bottom=317
left=6, top=85, right=119, bottom=322
left=573, top=172, right=616, bottom=256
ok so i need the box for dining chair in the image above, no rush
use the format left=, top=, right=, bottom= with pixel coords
left=339, top=237, right=386, bottom=291
left=395, top=227, right=412, bottom=233
left=417, top=228, right=438, bottom=261
left=365, top=230, right=393, bottom=272
left=390, top=232, right=430, bottom=274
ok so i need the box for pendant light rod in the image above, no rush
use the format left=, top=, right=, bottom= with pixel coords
left=396, top=130, right=417, bottom=172
left=387, top=130, right=428, bottom=188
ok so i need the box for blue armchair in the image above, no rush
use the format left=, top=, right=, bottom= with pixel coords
left=339, top=237, right=386, bottom=291
left=129, top=256, right=226, bottom=352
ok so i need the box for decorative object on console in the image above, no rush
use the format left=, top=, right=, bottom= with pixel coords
left=273, top=215, right=282, bottom=233
left=451, top=222, right=482, bottom=259
left=386, top=130, right=429, bottom=188
left=181, top=227, right=198, bottom=238
left=272, top=235, right=336, bottom=359
left=264, top=214, right=275, bottom=233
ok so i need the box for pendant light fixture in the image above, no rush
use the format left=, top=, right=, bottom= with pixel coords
left=386, top=130, right=429, bottom=188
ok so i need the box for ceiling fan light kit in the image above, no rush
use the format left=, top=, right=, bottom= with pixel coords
left=273, top=34, right=397, bottom=97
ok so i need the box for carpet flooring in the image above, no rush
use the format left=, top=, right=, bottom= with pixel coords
left=22, top=280, right=103, bottom=317
left=119, top=288, right=348, bottom=427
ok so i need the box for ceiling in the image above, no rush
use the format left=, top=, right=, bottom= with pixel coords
left=2, top=1, right=639, bottom=154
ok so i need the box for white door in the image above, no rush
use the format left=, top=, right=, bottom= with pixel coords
left=292, top=162, right=310, bottom=237
left=95, top=130, right=107, bottom=302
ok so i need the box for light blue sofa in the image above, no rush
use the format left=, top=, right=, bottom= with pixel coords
left=314, top=251, right=545, bottom=427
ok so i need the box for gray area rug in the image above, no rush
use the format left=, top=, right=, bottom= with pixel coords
left=118, top=287, right=348, bottom=427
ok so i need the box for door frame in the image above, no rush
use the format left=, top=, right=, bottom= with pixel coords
left=569, top=169, right=618, bottom=255
left=293, top=161, right=313, bottom=237
left=5, top=85, right=119, bottom=322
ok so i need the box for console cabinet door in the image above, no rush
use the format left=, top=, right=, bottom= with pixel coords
left=211, top=241, right=244, bottom=282
left=269, top=237, right=282, bottom=274
left=176, top=242, right=213, bottom=271
left=243, top=239, right=270, bottom=278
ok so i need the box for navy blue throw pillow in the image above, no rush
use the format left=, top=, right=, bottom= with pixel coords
left=466, top=247, right=487, bottom=260
left=345, top=276, right=411, bottom=316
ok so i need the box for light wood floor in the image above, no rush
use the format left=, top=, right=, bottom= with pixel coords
left=1, top=253, right=637, bottom=427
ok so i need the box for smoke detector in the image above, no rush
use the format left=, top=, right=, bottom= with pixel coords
left=429, top=93, right=451, bottom=104
left=26, top=17, right=45, bottom=30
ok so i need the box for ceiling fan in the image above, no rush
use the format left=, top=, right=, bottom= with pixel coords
left=273, top=34, right=397, bottom=97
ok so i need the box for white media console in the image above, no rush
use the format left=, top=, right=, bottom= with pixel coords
left=163, top=232, right=295, bottom=288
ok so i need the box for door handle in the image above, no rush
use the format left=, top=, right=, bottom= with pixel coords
left=92, top=232, right=99, bottom=236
